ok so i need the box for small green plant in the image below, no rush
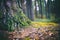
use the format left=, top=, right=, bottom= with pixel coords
left=24, top=37, right=30, bottom=40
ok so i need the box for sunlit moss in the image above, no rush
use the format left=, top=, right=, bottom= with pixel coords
left=24, top=37, right=30, bottom=40
left=31, top=22, right=58, bottom=28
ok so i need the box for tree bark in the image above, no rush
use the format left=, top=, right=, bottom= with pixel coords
left=38, top=0, right=43, bottom=18
left=26, top=0, right=34, bottom=21
left=35, top=0, right=38, bottom=18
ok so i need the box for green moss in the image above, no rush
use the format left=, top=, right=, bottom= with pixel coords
left=24, top=37, right=30, bottom=40
left=0, top=8, right=31, bottom=31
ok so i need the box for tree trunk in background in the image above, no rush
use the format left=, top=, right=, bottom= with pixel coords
left=44, top=0, right=47, bottom=19
left=41, top=0, right=46, bottom=19
left=38, top=0, right=43, bottom=18
left=53, top=0, right=60, bottom=23
left=20, top=0, right=27, bottom=16
left=26, top=0, right=34, bottom=21
left=46, top=0, right=51, bottom=19
left=54, top=0, right=60, bottom=18
left=35, top=0, right=38, bottom=18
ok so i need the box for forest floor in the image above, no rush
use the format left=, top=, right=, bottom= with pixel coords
left=9, top=22, right=60, bottom=40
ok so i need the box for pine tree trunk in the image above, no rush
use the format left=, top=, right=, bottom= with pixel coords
left=38, top=0, right=43, bottom=18
left=26, top=0, right=34, bottom=21
left=35, top=0, right=38, bottom=18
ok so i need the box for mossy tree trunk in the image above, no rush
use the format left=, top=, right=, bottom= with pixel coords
left=0, top=0, right=31, bottom=40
